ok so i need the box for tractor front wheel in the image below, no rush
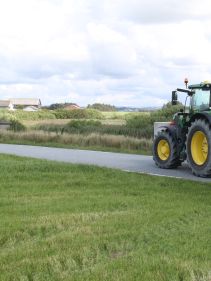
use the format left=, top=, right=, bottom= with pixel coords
left=153, top=131, right=181, bottom=169
left=186, top=119, right=211, bottom=177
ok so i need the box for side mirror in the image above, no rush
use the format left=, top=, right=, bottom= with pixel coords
left=172, top=91, right=178, bottom=105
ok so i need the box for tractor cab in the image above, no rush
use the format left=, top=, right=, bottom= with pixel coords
left=188, top=82, right=211, bottom=113
left=172, top=81, right=211, bottom=114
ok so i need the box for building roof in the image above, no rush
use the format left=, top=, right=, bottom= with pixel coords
left=64, top=104, right=80, bottom=110
left=9, top=98, right=41, bottom=106
left=0, top=100, right=11, bottom=107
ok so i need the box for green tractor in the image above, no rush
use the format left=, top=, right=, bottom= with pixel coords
left=153, top=80, right=211, bottom=177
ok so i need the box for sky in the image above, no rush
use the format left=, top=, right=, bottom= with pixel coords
left=0, top=0, right=211, bottom=107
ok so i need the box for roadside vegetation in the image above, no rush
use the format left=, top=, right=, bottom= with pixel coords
left=0, top=154, right=210, bottom=281
left=0, top=103, right=183, bottom=154
left=0, top=130, right=152, bottom=154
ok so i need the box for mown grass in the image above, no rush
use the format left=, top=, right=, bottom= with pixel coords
left=0, top=154, right=210, bottom=281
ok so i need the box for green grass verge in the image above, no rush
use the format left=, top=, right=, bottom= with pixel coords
left=0, top=154, right=210, bottom=281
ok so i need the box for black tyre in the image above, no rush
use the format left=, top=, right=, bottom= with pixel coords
left=186, top=119, right=211, bottom=177
left=153, top=131, right=180, bottom=169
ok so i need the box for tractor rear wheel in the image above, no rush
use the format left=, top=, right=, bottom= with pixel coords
left=186, top=119, right=211, bottom=177
left=153, top=131, right=181, bottom=169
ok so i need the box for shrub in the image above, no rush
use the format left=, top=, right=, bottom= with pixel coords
left=151, top=104, right=183, bottom=120
left=47, top=102, right=79, bottom=110
left=34, top=121, right=153, bottom=139
left=85, top=109, right=103, bottom=119
left=9, top=120, right=26, bottom=132
left=0, top=110, right=14, bottom=121
left=66, top=120, right=101, bottom=129
left=0, top=110, right=26, bottom=131
left=13, top=110, right=56, bottom=120
left=35, top=120, right=102, bottom=134
left=53, top=109, right=103, bottom=119
left=126, top=103, right=184, bottom=138
left=0, top=110, right=56, bottom=121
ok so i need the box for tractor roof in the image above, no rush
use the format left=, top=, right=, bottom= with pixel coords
left=189, top=81, right=211, bottom=90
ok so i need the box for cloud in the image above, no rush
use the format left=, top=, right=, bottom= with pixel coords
left=0, top=0, right=211, bottom=106
left=103, top=0, right=211, bottom=24
left=87, top=23, right=137, bottom=78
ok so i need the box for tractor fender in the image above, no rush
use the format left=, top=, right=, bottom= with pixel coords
left=190, top=112, right=211, bottom=124
left=154, top=122, right=177, bottom=139
left=159, top=125, right=177, bottom=138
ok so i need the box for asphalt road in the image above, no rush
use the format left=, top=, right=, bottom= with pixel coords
left=0, top=144, right=210, bottom=183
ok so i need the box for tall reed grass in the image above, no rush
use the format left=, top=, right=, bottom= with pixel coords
left=0, top=130, right=152, bottom=153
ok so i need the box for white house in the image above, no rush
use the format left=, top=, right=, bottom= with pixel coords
left=9, top=98, right=42, bottom=109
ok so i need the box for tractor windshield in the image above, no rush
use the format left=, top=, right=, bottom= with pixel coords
left=191, top=88, right=211, bottom=111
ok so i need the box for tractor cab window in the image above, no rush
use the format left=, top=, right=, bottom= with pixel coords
left=191, top=89, right=211, bottom=111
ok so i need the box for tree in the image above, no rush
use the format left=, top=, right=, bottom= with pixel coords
left=87, top=103, right=117, bottom=112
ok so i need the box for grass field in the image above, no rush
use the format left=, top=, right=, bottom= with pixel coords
left=0, top=154, right=210, bottom=281
left=102, top=111, right=150, bottom=120
left=22, top=111, right=150, bottom=127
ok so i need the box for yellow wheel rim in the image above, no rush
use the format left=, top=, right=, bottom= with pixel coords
left=191, top=131, right=208, bottom=166
left=157, top=139, right=170, bottom=161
